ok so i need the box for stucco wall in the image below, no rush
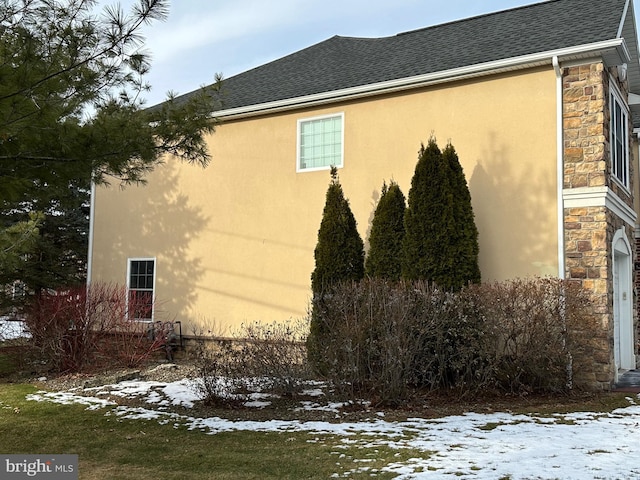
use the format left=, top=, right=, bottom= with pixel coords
left=91, top=66, right=559, bottom=333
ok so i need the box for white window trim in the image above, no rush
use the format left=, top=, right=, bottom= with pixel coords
left=563, top=186, right=637, bottom=226
left=609, top=79, right=630, bottom=191
left=126, top=257, right=156, bottom=322
left=296, top=112, right=344, bottom=173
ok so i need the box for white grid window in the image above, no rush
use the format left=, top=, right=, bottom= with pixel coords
left=610, top=83, right=629, bottom=189
left=297, top=113, right=344, bottom=172
left=127, top=258, right=155, bottom=321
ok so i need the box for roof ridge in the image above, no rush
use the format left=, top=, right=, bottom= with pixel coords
left=332, top=34, right=392, bottom=41
left=396, top=0, right=560, bottom=37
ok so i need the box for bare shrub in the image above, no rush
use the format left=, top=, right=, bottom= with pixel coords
left=24, top=283, right=171, bottom=372
left=25, top=285, right=104, bottom=372
left=561, top=283, right=599, bottom=389
left=362, top=281, right=434, bottom=404
left=308, top=277, right=595, bottom=404
left=190, top=319, right=312, bottom=406
left=474, top=278, right=591, bottom=393
left=190, top=336, right=247, bottom=408
left=408, top=282, right=493, bottom=395
left=309, top=279, right=431, bottom=406
left=236, top=319, right=311, bottom=397
left=311, top=279, right=493, bottom=403
left=105, top=320, right=176, bottom=368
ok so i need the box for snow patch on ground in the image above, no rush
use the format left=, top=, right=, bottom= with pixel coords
left=0, top=319, right=29, bottom=340
left=26, top=376, right=640, bottom=479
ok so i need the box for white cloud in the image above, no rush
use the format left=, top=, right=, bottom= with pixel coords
left=143, top=0, right=306, bottom=64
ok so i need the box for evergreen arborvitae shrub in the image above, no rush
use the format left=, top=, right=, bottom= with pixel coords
left=310, top=167, right=365, bottom=294
left=402, top=137, right=480, bottom=290
left=365, top=180, right=406, bottom=280
left=401, top=137, right=455, bottom=285
left=443, top=142, right=481, bottom=287
left=308, top=167, right=364, bottom=372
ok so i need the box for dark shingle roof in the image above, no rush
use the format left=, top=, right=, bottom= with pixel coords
left=177, top=0, right=633, bottom=113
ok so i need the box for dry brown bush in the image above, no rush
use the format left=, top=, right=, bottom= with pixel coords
left=308, top=277, right=593, bottom=405
left=190, top=319, right=312, bottom=406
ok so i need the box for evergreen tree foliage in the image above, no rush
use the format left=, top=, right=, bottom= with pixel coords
left=0, top=213, right=42, bottom=282
left=402, top=137, right=480, bottom=290
left=402, top=137, right=454, bottom=284
left=0, top=181, right=90, bottom=312
left=0, top=0, right=220, bottom=310
left=442, top=142, right=481, bottom=286
left=308, top=167, right=364, bottom=373
left=365, top=180, right=406, bottom=280
left=310, top=167, right=365, bottom=294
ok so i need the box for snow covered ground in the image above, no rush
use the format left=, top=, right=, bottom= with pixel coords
left=26, top=376, right=640, bottom=479
left=0, top=318, right=28, bottom=340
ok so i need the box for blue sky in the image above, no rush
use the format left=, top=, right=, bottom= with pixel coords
left=114, top=0, right=638, bottom=106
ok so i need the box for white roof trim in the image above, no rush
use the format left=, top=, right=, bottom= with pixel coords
left=215, top=38, right=628, bottom=120
left=618, top=0, right=631, bottom=39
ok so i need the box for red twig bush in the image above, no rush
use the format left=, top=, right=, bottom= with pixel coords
left=24, top=283, right=171, bottom=373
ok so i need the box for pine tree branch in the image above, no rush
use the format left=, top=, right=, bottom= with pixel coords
left=0, top=0, right=167, bottom=103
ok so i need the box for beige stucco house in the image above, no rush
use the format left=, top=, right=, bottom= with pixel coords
left=89, top=0, right=640, bottom=387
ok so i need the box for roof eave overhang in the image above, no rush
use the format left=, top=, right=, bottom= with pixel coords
left=215, top=38, right=629, bottom=121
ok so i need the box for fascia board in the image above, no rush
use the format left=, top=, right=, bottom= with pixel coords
left=617, top=0, right=631, bottom=39
left=214, top=39, right=627, bottom=120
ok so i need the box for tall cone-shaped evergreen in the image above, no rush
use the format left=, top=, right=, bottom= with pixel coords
left=401, top=137, right=456, bottom=286
left=402, top=137, right=481, bottom=290
left=365, top=180, right=406, bottom=280
left=310, top=167, right=365, bottom=295
left=309, top=167, right=364, bottom=373
left=442, top=142, right=481, bottom=287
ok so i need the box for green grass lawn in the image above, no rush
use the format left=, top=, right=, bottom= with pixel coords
left=0, top=383, right=422, bottom=479
left=0, top=339, right=634, bottom=480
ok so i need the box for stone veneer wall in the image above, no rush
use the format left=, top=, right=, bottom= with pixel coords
left=562, top=62, right=637, bottom=389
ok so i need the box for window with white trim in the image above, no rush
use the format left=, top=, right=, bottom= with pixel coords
left=610, top=83, right=629, bottom=188
left=297, top=113, right=344, bottom=172
left=127, top=259, right=155, bottom=320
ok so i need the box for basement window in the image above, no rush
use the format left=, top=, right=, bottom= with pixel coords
left=297, top=113, right=344, bottom=172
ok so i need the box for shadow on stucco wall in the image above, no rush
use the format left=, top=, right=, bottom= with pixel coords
left=95, top=160, right=207, bottom=324
left=468, top=134, right=558, bottom=280
left=364, top=187, right=381, bottom=253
